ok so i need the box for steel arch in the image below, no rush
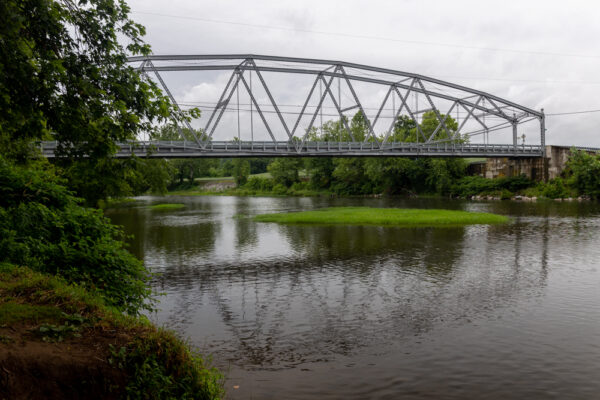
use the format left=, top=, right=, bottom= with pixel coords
left=121, top=55, right=546, bottom=158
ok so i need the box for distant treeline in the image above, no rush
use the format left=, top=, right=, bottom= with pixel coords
left=51, top=112, right=600, bottom=202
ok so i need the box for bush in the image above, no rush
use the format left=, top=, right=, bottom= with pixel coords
left=244, top=176, right=274, bottom=192
left=114, top=329, right=224, bottom=400
left=451, top=174, right=534, bottom=198
left=565, top=149, right=600, bottom=198
left=272, top=183, right=288, bottom=195
left=0, top=157, right=151, bottom=315
left=539, top=178, right=570, bottom=199
left=500, top=189, right=513, bottom=200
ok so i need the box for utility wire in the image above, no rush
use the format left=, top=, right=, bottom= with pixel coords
left=546, top=109, right=600, bottom=116
left=132, top=10, right=600, bottom=60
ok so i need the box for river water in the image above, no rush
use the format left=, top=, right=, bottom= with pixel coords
left=105, top=196, right=600, bottom=399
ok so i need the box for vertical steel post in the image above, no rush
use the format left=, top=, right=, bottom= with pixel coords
left=541, top=108, right=546, bottom=157
left=512, top=113, right=518, bottom=152
left=250, top=70, right=253, bottom=142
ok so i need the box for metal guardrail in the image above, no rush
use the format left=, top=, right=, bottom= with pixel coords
left=40, top=141, right=545, bottom=158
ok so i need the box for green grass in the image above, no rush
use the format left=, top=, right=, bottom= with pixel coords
left=254, top=207, right=508, bottom=227
left=0, top=301, right=64, bottom=325
left=149, top=203, right=185, bottom=210
left=0, top=263, right=224, bottom=399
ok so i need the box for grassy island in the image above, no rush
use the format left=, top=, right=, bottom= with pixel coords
left=149, top=203, right=186, bottom=210
left=254, top=207, right=508, bottom=227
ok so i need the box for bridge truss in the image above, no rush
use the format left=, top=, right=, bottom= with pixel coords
left=44, top=55, right=547, bottom=158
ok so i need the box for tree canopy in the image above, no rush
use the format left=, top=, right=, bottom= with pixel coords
left=0, top=0, right=196, bottom=203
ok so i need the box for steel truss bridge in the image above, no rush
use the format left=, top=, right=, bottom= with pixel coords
left=42, top=54, right=547, bottom=158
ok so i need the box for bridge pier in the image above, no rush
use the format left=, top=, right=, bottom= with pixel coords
left=472, top=145, right=598, bottom=182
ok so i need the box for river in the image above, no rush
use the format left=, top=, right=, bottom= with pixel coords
left=105, top=196, right=600, bottom=399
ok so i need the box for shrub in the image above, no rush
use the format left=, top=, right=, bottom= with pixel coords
left=539, top=178, right=570, bottom=199
left=272, top=183, right=288, bottom=195
left=500, top=189, right=513, bottom=200
left=565, top=149, right=600, bottom=198
left=244, top=176, right=274, bottom=192
left=450, top=174, right=534, bottom=197
left=0, top=157, right=151, bottom=315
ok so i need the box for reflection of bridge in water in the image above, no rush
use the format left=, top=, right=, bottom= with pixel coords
left=41, top=54, right=548, bottom=158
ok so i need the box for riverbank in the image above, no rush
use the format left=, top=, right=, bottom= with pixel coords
left=0, top=264, right=224, bottom=400
left=165, top=184, right=592, bottom=203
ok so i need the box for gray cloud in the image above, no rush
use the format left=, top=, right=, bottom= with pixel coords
left=129, top=0, right=600, bottom=146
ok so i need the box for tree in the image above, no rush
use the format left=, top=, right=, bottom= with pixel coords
left=0, top=0, right=194, bottom=203
left=232, top=158, right=250, bottom=186
left=565, top=149, right=600, bottom=197
left=268, top=158, right=302, bottom=187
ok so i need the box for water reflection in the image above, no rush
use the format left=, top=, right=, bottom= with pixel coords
left=106, top=197, right=600, bottom=399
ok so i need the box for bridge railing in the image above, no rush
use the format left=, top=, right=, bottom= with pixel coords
left=39, top=140, right=544, bottom=158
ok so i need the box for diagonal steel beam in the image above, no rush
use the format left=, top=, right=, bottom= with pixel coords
left=426, top=100, right=458, bottom=143
left=319, top=68, right=355, bottom=142
left=247, top=59, right=293, bottom=140
left=485, top=97, right=511, bottom=121
left=382, top=87, right=413, bottom=145
left=393, top=82, right=427, bottom=143
left=202, top=69, right=238, bottom=145
left=416, top=79, right=452, bottom=140
left=147, top=61, right=201, bottom=145
left=290, top=74, right=321, bottom=138
left=371, top=85, right=393, bottom=134
left=297, top=73, right=338, bottom=151
left=204, top=69, right=244, bottom=146
left=238, top=72, right=278, bottom=144
left=458, top=96, right=488, bottom=133
left=339, top=66, right=377, bottom=143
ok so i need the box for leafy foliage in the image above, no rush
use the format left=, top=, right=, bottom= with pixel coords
left=0, top=0, right=196, bottom=203
left=268, top=158, right=302, bottom=187
left=232, top=159, right=250, bottom=186
left=110, top=329, right=224, bottom=400
left=450, top=175, right=534, bottom=198
left=565, top=149, right=600, bottom=198
left=1, top=264, right=224, bottom=399
left=0, top=157, right=151, bottom=314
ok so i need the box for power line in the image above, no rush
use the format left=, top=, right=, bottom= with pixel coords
left=132, top=10, right=600, bottom=60
left=547, top=109, right=600, bottom=116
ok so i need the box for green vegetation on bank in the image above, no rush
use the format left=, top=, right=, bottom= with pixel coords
left=1, top=0, right=224, bottom=397
left=0, top=263, right=223, bottom=399
left=255, top=207, right=508, bottom=227
left=149, top=203, right=186, bottom=210
left=168, top=149, right=600, bottom=202
left=0, top=157, right=150, bottom=315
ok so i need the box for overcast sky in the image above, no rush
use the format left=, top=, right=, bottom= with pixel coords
left=127, top=0, right=600, bottom=146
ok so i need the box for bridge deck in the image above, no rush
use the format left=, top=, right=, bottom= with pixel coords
left=40, top=141, right=544, bottom=158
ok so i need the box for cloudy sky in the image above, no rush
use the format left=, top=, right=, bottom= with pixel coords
left=127, top=0, right=600, bottom=146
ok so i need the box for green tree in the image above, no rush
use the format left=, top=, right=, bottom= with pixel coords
left=268, top=158, right=302, bottom=187
left=565, top=149, right=600, bottom=197
left=306, top=157, right=335, bottom=189
left=232, top=158, right=250, bottom=186
left=0, top=0, right=195, bottom=203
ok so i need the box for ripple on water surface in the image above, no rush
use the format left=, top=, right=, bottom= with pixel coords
left=106, top=196, right=600, bottom=399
